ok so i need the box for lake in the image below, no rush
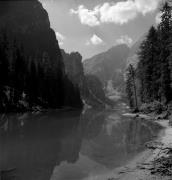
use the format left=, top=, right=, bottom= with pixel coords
left=0, top=103, right=162, bottom=180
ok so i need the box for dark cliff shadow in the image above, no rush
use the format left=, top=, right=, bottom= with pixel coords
left=0, top=110, right=83, bottom=180
left=49, top=109, right=107, bottom=180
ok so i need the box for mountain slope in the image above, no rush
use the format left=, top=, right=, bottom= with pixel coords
left=127, top=34, right=146, bottom=67
left=0, top=0, right=82, bottom=111
left=62, top=50, right=114, bottom=108
left=83, top=44, right=130, bottom=88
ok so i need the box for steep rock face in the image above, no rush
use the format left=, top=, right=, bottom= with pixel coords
left=61, top=50, right=84, bottom=87
left=62, top=50, right=114, bottom=108
left=0, top=0, right=83, bottom=110
left=84, top=44, right=130, bottom=88
left=0, top=0, right=62, bottom=66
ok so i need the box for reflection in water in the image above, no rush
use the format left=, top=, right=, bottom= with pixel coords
left=0, top=108, right=162, bottom=180
left=0, top=111, right=82, bottom=180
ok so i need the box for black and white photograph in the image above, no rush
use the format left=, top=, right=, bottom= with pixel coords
left=0, top=0, right=172, bottom=179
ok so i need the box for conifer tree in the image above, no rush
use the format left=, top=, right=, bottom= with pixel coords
left=137, top=26, right=159, bottom=102
left=126, top=64, right=138, bottom=111
left=158, top=2, right=172, bottom=103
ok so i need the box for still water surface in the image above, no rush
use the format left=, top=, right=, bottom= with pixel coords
left=0, top=105, right=162, bottom=180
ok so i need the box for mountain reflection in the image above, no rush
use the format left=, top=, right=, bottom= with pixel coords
left=0, top=110, right=82, bottom=180
left=0, top=109, right=162, bottom=180
left=80, top=113, right=162, bottom=169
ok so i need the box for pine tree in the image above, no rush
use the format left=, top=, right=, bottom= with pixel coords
left=167, top=1, right=172, bottom=94
left=158, top=2, right=172, bottom=103
left=126, top=64, right=138, bottom=111
left=126, top=71, right=134, bottom=108
left=137, top=26, right=160, bottom=102
left=0, top=31, right=9, bottom=86
left=0, top=31, right=10, bottom=111
left=133, top=1, right=172, bottom=109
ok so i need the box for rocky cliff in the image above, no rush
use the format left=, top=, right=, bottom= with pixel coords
left=0, top=0, right=62, bottom=66
left=0, top=0, right=82, bottom=111
left=62, top=50, right=114, bottom=108
left=61, top=50, right=84, bottom=88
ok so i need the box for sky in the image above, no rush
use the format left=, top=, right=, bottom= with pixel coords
left=40, top=0, right=163, bottom=60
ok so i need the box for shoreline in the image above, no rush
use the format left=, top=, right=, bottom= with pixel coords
left=107, top=114, right=172, bottom=180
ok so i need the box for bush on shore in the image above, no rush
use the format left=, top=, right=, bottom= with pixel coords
left=139, top=101, right=166, bottom=114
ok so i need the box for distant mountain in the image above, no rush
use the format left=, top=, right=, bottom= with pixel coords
left=83, top=44, right=130, bottom=89
left=62, top=50, right=114, bottom=108
left=127, top=34, right=146, bottom=67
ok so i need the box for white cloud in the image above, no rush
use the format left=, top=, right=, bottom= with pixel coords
left=135, top=0, right=160, bottom=15
left=55, top=32, right=65, bottom=46
left=115, top=35, right=133, bottom=47
left=42, top=2, right=46, bottom=8
left=99, top=1, right=137, bottom=25
left=155, top=12, right=162, bottom=24
left=70, top=5, right=100, bottom=26
left=86, top=34, right=103, bottom=45
left=70, top=0, right=161, bottom=26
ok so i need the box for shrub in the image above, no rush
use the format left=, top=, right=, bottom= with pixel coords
left=140, top=101, right=166, bottom=114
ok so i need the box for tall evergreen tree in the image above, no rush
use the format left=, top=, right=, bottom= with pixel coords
left=137, top=26, right=160, bottom=102
left=0, top=31, right=10, bottom=111
left=0, top=31, right=9, bottom=86
left=126, top=64, right=138, bottom=111
left=158, top=2, right=172, bottom=103
left=132, top=1, right=172, bottom=110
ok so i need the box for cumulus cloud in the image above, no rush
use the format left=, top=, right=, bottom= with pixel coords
left=70, top=0, right=161, bottom=26
left=70, top=5, right=100, bottom=26
left=135, top=0, right=160, bottom=15
left=55, top=32, right=65, bottom=46
left=42, top=2, right=46, bottom=8
left=86, top=34, right=103, bottom=45
left=115, top=35, right=133, bottom=47
left=99, top=1, right=137, bottom=25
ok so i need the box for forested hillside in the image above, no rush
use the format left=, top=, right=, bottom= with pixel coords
left=126, top=2, right=172, bottom=111
left=0, top=0, right=82, bottom=112
left=84, top=44, right=130, bottom=89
